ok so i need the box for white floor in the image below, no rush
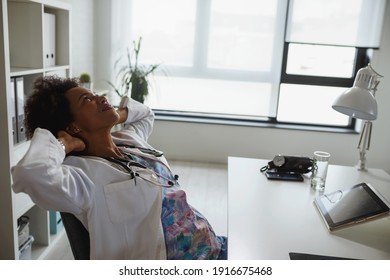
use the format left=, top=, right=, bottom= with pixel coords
left=43, top=160, right=228, bottom=260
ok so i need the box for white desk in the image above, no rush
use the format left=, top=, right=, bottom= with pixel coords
left=228, top=157, right=390, bottom=260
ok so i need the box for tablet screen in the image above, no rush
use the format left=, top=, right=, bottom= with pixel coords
left=314, top=183, right=390, bottom=231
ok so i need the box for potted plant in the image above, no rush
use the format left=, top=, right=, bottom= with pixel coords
left=79, top=73, right=92, bottom=89
left=109, top=37, right=160, bottom=103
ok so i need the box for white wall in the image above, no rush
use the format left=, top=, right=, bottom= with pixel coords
left=60, top=0, right=95, bottom=79
left=71, top=1, right=390, bottom=172
left=62, top=0, right=119, bottom=99
left=148, top=3, right=390, bottom=172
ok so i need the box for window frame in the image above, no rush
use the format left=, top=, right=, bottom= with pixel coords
left=275, top=43, right=372, bottom=130
left=153, top=44, right=370, bottom=132
left=122, top=0, right=377, bottom=132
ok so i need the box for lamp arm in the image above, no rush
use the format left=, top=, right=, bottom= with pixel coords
left=357, top=121, right=372, bottom=171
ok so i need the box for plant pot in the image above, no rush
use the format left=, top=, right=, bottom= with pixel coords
left=80, top=82, right=92, bottom=90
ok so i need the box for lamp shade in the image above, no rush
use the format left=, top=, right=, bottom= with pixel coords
left=332, top=65, right=380, bottom=120
left=332, top=87, right=377, bottom=120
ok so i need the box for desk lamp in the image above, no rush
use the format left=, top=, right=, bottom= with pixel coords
left=332, top=64, right=383, bottom=171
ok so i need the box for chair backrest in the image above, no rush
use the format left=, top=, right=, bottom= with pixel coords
left=60, top=212, right=90, bottom=260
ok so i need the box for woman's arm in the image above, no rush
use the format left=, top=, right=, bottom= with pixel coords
left=114, top=97, right=155, bottom=141
left=11, top=128, right=93, bottom=214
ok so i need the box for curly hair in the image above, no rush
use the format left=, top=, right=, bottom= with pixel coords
left=24, top=76, right=79, bottom=139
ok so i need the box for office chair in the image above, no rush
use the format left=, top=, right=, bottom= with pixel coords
left=60, top=212, right=90, bottom=260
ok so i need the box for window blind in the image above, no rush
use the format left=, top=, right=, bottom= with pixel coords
left=285, top=0, right=386, bottom=48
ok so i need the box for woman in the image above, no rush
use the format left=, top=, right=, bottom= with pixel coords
left=11, top=76, right=227, bottom=260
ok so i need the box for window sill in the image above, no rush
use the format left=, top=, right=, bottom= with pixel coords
left=153, top=110, right=359, bottom=134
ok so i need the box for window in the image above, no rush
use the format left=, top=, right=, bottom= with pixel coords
left=278, top=43, right=360, bottom=127
left=111, top=0, right=386, bottom=129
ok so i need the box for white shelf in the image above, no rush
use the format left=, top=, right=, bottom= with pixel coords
left=0, top=0, right=72, bottom=260
left=10, top=67, right=43, bottom=77
left=45, top=64, right=70, bottom=72
left=32, top=228, right=66, bottom=260
left=10, top=64, right=70, bottom=77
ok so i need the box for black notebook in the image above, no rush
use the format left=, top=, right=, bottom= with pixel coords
left=314, top=182, right=390, bottom=232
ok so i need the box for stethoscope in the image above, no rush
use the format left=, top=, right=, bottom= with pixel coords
left=117, top=143, right=164, bottom=158
left=103, top=145, right=179, bottom=188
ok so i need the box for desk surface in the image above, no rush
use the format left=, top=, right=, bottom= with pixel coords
left=228, top=157, right=390, bottom=260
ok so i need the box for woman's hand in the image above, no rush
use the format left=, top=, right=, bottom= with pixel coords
left=116, top=107, right=128, bottom=124
left=116, top=96, right=129, bottom=124
left=57, top=130, right=86, bottom=154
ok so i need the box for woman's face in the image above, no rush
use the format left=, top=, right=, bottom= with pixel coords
left=65, top=87, right=119, bottom=134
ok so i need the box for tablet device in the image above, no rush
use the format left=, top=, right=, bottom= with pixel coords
left=314, top=182, right=390, bottom=231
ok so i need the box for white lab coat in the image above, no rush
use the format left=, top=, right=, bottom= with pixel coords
left=11, top=99, right=167, bottom=259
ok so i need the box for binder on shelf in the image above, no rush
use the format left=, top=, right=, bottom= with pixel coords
left=44, top=13, right=56, bottom=67
left=49, top=211, right=63, bottom=234
left=10, top=78, right=17, bottom=144
left=15, top=77, right=26, bottom=143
